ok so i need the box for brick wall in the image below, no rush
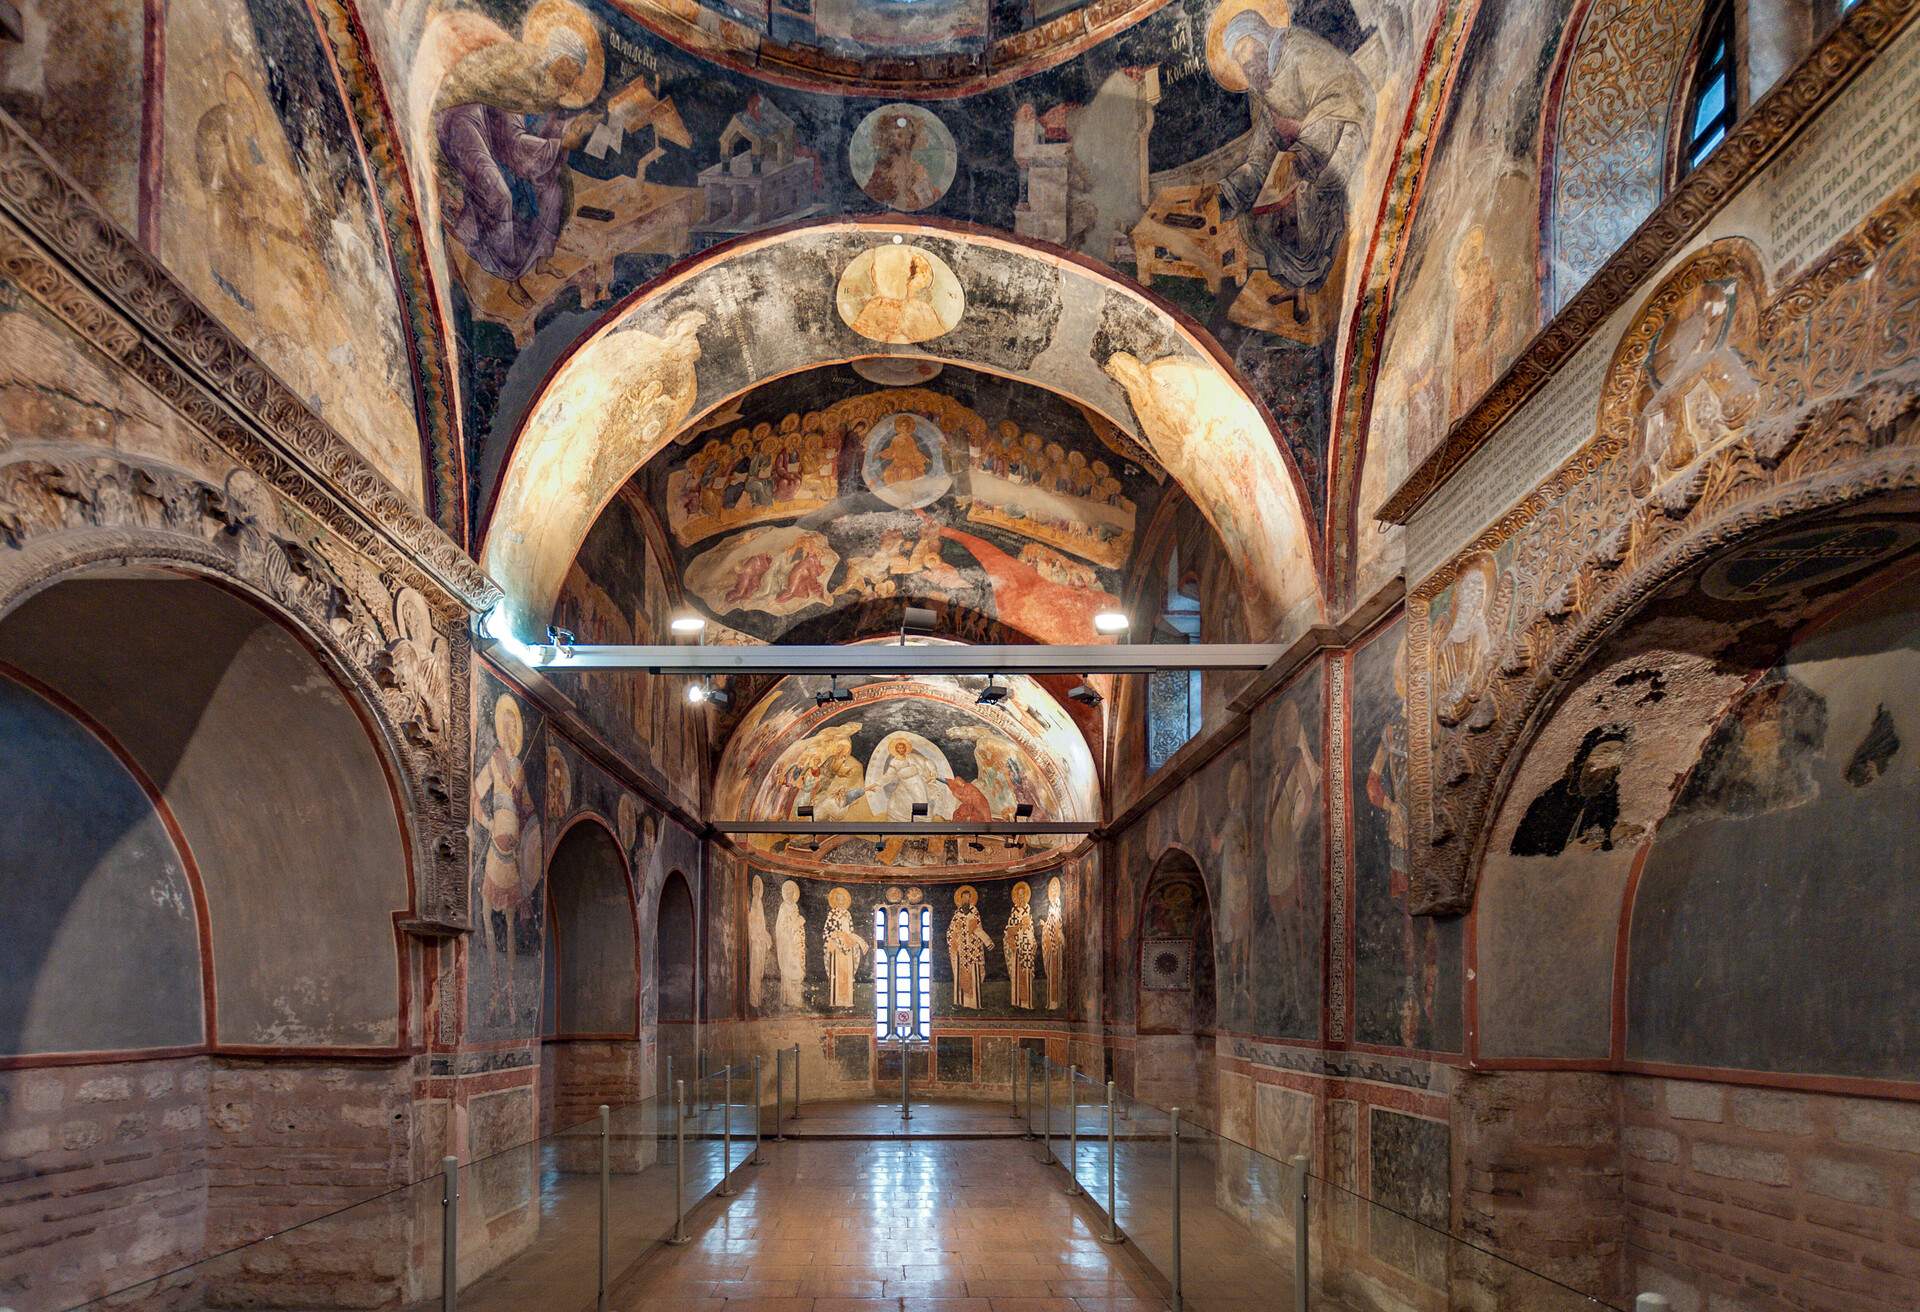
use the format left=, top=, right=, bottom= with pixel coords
left=0, top=1057, right=209, bottom=1312
left=1451, top=1070, right=1625, bottom=1303
left=1621, top=1077, right=1920, bottom=1312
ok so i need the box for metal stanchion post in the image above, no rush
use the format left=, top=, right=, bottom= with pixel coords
left=597, top=1104, right=610, bottom=1312
left=668, top=1081, right=689, bottom=1245
left=1044, top=1060, right=1059, bottom=1167
left=791, top=1044, right=801, bottom=1119
left=440, top=1155, right=458, bottom=1312
left=1100, top=1082, right=1123, bottom=1243
left=1170, top=1107, right=1182, bottom=1312
left=774, top=1047, right=786, bottom=1142
left=719, top=1066, right=735, bottom=1196
left=1291, top=1154, right=1309, bottom=1310
left=1065, top=1065, right=1082, bottom=1195
left=900, top=1043, right=911, bottom=1122
left=752, top=1055, right=766, bottom=1164
left=1022, top=1054, right=1036, bottom=1140
left=664, top=1054, right=673, bottom=1109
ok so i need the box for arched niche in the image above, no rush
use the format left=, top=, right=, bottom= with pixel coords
left=1134, top=850, right=1217, bottom=1117
left=543, top=819, right=639, bottom=1038
left=0, top=570, right=411, bottom=1052
left=656, top=870, right=698, bottom=1025
left=481, top=222, right=1322, bottom=646
left=1469, top=508, right=1920, bottom=1073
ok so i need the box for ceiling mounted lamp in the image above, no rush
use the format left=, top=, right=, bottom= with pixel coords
left=686, top=680, right=730, bottom=707
left=899, top=604, right=937, bottom=644
left=669, top=614, right=707, bottom=636
left=911, top=802, right=930, bottom=818
left=545, top=625, right=577, bottom=663
left=976, top=675, right=1010, bottom=706
left=1068, top=682, right=1103, bottom=707
left=814, top=675, right=855, bottom=708
left=1093, top=610, right=1131, bottom=635
left=796, top=806, right=815, bottom=819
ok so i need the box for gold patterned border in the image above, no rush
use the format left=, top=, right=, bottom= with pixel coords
left=1376, top=0, right=1920, bottom=528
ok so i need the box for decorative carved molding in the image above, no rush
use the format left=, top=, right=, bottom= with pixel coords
left=0, top=447, right=473, bottom=930
left=1406, top=187, right=1920, bottom=913
left=1376, top=0, right=1920, bottom=529
left=0, top=107, right=498, bottom=614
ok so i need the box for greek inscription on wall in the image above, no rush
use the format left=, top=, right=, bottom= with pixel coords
left=1767, top=16, right=1920, bottom=279
left=1405, top=330, right=1614, bottom=584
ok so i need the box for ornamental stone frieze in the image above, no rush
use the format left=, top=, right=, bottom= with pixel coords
left=1405, top=187, right=1920, bottom=915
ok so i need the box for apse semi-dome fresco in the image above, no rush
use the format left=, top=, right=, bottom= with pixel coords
left=714, top=665, right=1100, bottom=876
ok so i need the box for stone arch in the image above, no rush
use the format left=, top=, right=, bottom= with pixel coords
left=0, top=447, right=472, bottom=928
left=480, top=221, right=1324, bottom=646
left=1409, top=220, right=1920, bottom=914
left=1133, top=847, right=1216, bottom=1114
left=543, top=816, right=640, bottom=1038
left=656, top=869, right=698, bottom=1025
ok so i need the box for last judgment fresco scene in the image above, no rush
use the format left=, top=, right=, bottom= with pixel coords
left=3, top=0, right=1917, bottom=1308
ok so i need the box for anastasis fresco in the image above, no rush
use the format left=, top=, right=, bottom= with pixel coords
left=713, top=666, right=1098, bottom=877
left=643, top=364, right=1165, bottom=645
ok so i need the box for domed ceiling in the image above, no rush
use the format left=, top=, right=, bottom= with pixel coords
left=638, top=362, right=1169, bottom=646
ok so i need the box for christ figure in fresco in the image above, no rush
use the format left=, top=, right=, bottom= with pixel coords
left=1005, top=882, right=1038, bottom=1010
left=1216, top=11, right=1371, bottom=322
left=948, top=886, right=993, bottom=1009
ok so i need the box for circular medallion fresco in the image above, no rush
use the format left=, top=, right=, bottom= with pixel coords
left=836, top=243, right=964, bottom=345
left=860, top=412, right=950, bottom=509
left=849, top=104, right=957, bottom=212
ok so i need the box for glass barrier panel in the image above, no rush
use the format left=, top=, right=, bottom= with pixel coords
left=605, top=1095, right=681, bottom=1285
left=452, top=1114, right=602, bottom=1311
left=71, top=1167, right=446, bottom=1312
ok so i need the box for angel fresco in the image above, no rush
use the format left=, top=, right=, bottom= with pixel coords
left=433, top=1, right=606, bottom=308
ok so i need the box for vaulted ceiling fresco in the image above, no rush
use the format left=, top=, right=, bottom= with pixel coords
left=638, top=362, right=1167, bottom=645
left=712, top=664, right=1099, bottom=877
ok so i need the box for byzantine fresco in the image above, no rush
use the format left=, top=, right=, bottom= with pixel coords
left=715, top=667, right=1099, bottom=876
left=346, top=0, right=1438, bottom=537
left=743, top=869, right=1080, bottom=1019
left=160, top=0, right=423, bottom=501
left=0, top=0, right=146, bottom=231
left=1347, top=615, right=1461, bottom=1052
left=648, top=364, right=1164, bottom=645
left=547, top=489, right=705, bottom=805
left=1354, top=0, right=1578, bottom=598
left=469, top=660, right=700, bottom=1042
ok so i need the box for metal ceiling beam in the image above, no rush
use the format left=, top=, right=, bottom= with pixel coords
left=714, top=821, right=1095, bottom=835
left=528, top=643, right=1288, bottom=674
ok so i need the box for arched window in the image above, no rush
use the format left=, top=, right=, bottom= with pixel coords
left=1147, top=544, right=1203, bottom=773
left=873, top=901, right=932, bottom=1041
left=1678, top=0, right=1739, bottom=176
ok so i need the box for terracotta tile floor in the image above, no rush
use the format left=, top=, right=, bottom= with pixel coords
left=774, top=1096, right=1029, bottom=1138
left=610, top=1137, right=1170, bottom=1312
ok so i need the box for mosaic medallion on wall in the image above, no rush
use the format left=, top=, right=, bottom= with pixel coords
left=849, top=104, right=957, bottom=213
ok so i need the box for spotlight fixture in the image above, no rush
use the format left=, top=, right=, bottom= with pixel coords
left=477, top=603, right=540, bottom=665
left=796, top=806, right=815, bottom=819
left=1068, top=682, right=1103, bottom=707
left=545, top=625, right=577, bottom=663
left=814, top=675, right=855, bottom=708
left=669, top=614, right=707, bottom=635
left=976, top=675, right=1010, bottom=706
left=686, top=682, right=706, bottom=705
left=911, top=802, right=930, bottom=818
left=1093, top=610, right=1130, bottom=634
left=966, top=839, right=987, bottom=853
left=899, top=605, right=937, bottom=643
left=686, top=680, right=731, bottom=707
left=1014, top=802, right=1033, bottom=820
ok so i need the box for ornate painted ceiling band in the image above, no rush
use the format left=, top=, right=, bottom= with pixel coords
left=0, top=110, right=499, bottom=615
left=1376, top=0, right=1920, bottom=530
left=1320, top=0, right=1479, bottom=607
left=601, top=0, right=1177, bottom=98
left=313, top=0, right=469, bottom=545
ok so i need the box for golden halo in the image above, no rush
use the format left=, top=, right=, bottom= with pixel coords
left=828, top=886, right=852, bottom=909
left=523, top=0, right=605, bottom=109
left=1205, top=0, right=1293, bottom=93
left=493, top=695, right=524, bottom=755
left=954, top=884, right=978, bottom=908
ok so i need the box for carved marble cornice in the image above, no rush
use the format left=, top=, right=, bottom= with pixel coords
left=0, top=107, right=498, bottom=616
left=1375, top=0, right=1920, bottom=529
